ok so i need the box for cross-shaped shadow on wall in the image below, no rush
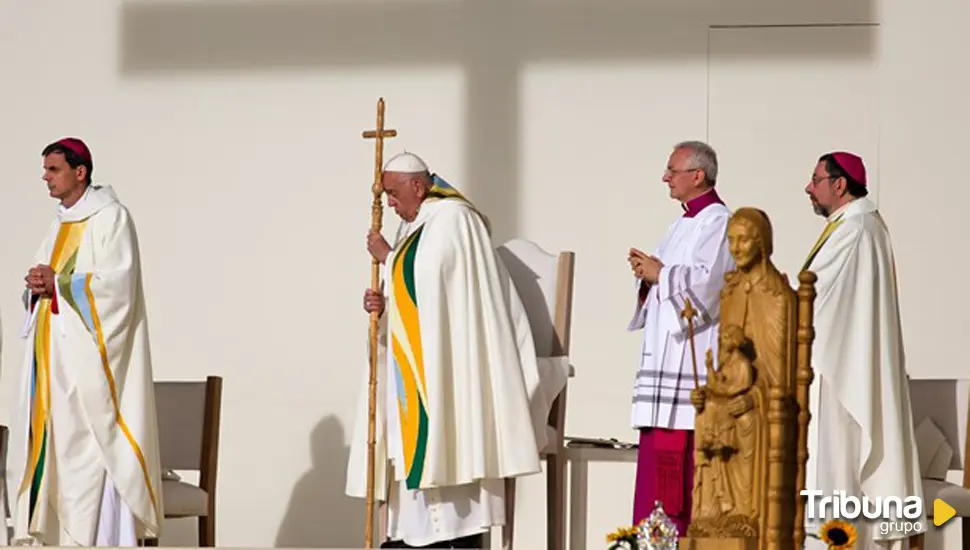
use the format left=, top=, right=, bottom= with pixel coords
left=117, top=0, right=873, bottom=240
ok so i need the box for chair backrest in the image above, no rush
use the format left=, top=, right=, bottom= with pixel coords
left=496, top=239, right=575, bottom=358
left=908, top=378, right=969, bottom=470
left=155, top=376, right=223, bottom=472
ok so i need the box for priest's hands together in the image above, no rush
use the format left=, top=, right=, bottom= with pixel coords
left=367, top=230, right=392, bottom=263
left=25, top=264, right=55, bottom=297
left=363, top=288, right=385, bottom=316
left=628, top=248, right=664, bottom=283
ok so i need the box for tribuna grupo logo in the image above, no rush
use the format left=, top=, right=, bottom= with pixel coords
left=801, top=490, right=924, bottom=536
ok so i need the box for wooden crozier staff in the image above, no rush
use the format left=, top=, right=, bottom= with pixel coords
left=361, top=97, right=397, bottom=549
left=681, top=297, right=701, bottom=387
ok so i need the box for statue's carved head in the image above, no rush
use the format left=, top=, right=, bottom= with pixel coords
left=720, top=324, right=746, bottom=350
left=719, top=324, right=755, bottom=362
left=727, top=208, right=774, bottom=270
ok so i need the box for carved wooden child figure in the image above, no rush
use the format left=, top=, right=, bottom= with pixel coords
left=692, top=324, right=758, bottom=519
left=697, top=325, right=756, bottom=451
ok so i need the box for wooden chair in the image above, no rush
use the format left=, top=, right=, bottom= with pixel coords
left=145, top=376, right=223, bottom=547
left=908, top=378, right=970, bottom=550
left=496, top=239, right=576, bottom=550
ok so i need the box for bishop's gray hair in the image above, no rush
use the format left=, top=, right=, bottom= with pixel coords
left=674, top=140, right=718, bottom=186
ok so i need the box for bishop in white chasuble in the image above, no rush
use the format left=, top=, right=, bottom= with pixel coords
left=627, top=141, right=735, bottom=534
left=347, top=152, right=560, bottom=548
left=802, top=152, right=923, bottom=550
left=7, top=138, right=163, bottom=547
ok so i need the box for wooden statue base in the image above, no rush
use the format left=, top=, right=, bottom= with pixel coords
left=678, top=537, right=758, bottom=550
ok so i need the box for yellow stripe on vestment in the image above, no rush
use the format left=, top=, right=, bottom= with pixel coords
left=802, top=217, right=844, bottom=271
left=20, top=221, right=87, bottom=496
left=83, top=273, right=160, bottom=520
left=390, top=235, right=428, bottom=402
left=391, top=335, right=421, bottom=473
left=22, top=297, right=51, bottom=499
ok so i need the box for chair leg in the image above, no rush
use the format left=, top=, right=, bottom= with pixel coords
left=199, top=514, right=215, bottom=547
left=568, top=457, right=589, bottom=550
left=909, top=532, right=924, bottom=550
left=503, top=478, right=516, bottom=550
left=546, top=454, right=565, bottom=550
left=960, top=518, right=970, bottom=550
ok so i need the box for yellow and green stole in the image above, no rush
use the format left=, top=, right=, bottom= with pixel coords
left=389, top=174, right=485, bottom=489
left=21, top=220, right=88, bottom=524
left=802, top=214, right=845, bottom=271
left=425, top=174, right=491, bottom=234
left=390, top=223, right=429, bottom=489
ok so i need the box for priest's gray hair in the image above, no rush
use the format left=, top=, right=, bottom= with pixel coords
left=674, top=140, right=718, bottom=186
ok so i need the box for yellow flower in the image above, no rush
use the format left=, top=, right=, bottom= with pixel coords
left=820, top=519, right=857, bottom=549
left=605, top=526, right=637, bottom=542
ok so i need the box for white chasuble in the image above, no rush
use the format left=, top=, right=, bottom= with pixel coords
left=629, top=202, right=734, bottom=430
left=802, top=197, right=924, bottom=549
left=6, top=185, right=163, bottom=546
left=347, top=177, right=563, bottom=545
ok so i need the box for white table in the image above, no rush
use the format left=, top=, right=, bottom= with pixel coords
left=564, top=443, right=637, bottom=550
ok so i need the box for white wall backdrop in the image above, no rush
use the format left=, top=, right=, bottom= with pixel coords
left=0, top=0, right=966, bottom=548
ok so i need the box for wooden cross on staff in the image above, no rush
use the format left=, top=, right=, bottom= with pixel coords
left=361, top=97, right=397, bottom=549
left=681, top=297, right=701, bottom=387
left=363, top=98, right=399, bottom=226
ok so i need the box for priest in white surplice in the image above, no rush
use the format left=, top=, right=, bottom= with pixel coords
left=802, top=151, right=924, bottom=549
left=346, top=152, right=565, bottom=548
left=7, top=138, right=164, bottom=547
left=627, top=141, right=735, bottom=534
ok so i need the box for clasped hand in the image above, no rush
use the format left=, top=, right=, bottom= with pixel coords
left=25, top=264, right=55, bottom=297
left=628, top=247, right=663, bottom=283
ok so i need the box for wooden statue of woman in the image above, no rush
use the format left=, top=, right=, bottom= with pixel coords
left=689, top=207, right=798, bottom=541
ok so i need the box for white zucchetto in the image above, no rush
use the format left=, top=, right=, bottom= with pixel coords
left=383, top=151, right=430, bottom=173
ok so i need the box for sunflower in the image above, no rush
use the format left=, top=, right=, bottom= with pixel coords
left=605, top=525, right=637, bottom=542
left=819, top=519, right=857, bottom=549
left=605, top=525, right=638, bottom=549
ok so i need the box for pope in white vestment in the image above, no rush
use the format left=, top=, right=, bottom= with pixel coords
left=347, top=152, right=563, bottom=548
left=7, top=138, right=163, bottom=547
left=802, top=152, right=923, bottom=549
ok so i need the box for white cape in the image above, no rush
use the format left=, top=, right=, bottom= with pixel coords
left=6, top=185, right=163, bottom=545
left=346, top=196, right=564, bottom=501
left=803, top=197, right=924, bottom=547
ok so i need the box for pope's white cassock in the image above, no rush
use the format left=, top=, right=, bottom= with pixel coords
left=803, top=196, right=924, bottom=549
left=346, top=155, right=568, bottom=547
left=6, top=185, right=164, bottom=546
